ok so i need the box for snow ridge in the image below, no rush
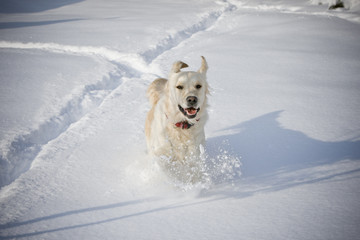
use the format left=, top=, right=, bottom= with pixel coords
left=0, top=41, right=148, bottom=73
left=232, top=0, right=360, bottom=24
left=0, top=68, right=125, bottom=187
left=141, top=1, right=236, bottom=63
left=0, top=42, right=149, bottom=188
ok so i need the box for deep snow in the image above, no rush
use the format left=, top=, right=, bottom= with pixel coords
left=1, top=0, right=360, bottom=239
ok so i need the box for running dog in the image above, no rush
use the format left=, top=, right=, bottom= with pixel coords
left=145, top=56, right=209, bottom=163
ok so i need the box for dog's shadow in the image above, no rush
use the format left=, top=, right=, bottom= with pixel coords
left=205, top=111, right=360, bottom=195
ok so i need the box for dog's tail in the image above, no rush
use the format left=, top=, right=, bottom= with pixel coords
left=147, top=78, right=167, bottom=106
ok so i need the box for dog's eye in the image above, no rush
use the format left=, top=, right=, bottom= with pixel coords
left=176, top=85, right=183, bottom=90
left=195, top=84, right=202, bottom=89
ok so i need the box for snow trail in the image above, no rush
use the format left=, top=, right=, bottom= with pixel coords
left=0, top=42, right=147, bottom=187
left=0, top=41, right=148, bottom=73
left=141, top=1, right=236, bottom=63
left=0, top=68, right=124, bottom=187
left=231, top=0, right=360, bottom=24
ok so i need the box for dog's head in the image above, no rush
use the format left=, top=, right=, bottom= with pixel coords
left=166, top=56, right=209, bottom=122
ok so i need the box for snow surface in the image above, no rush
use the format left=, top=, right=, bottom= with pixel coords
left=1, top=0, right=360, bottom=239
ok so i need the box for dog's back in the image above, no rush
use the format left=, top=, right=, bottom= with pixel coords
left=146, top=78, right=167, bottom=106
left=145, top=78, right=167, bottom=152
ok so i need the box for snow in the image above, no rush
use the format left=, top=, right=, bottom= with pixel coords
left=1, top=0, right=360, bottom=239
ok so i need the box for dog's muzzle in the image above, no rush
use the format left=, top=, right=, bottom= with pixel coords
left=178, top=105, right=200, bottom=119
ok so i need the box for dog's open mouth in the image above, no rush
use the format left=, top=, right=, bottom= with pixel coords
left=178, top=105, right=200, bottom=119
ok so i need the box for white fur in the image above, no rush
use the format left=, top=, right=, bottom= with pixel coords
left=145, top=56, right=209, bottom=162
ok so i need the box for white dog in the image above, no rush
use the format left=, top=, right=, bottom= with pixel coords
left=145, top=56, right=209, bottom=164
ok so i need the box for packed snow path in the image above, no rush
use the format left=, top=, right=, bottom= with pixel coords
left=1, top=0, right=360, bottom=239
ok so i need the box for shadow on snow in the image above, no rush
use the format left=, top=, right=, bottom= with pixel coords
left=203, top=110, right=360, bottom=196
left=0, top=197, right=222, bottom=239
left=208, top=111, right=360, bottom=177
left=0, top=19, right=84, bottom=29
left=0, top=0, right=84, bottom=14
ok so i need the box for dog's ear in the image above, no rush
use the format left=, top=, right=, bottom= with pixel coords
left=171, top=61, right=188, bottom=73
left=198, top=56, right=208, bottom=74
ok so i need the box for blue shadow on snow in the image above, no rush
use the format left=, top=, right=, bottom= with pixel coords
left=207, top=111, right=360, bottom=178
left=0, top=0, right=84, bottom=13
left=0, top=19, right=84, bottom=29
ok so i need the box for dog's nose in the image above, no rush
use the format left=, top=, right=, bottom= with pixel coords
left=186, top=96, right=198, bottom=106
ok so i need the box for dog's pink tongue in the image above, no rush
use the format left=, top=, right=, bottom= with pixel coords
left=186, top=108, right=197, bottom=115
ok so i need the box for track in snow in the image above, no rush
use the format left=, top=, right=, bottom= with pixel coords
left=141, top=1, right=236, bottom=63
